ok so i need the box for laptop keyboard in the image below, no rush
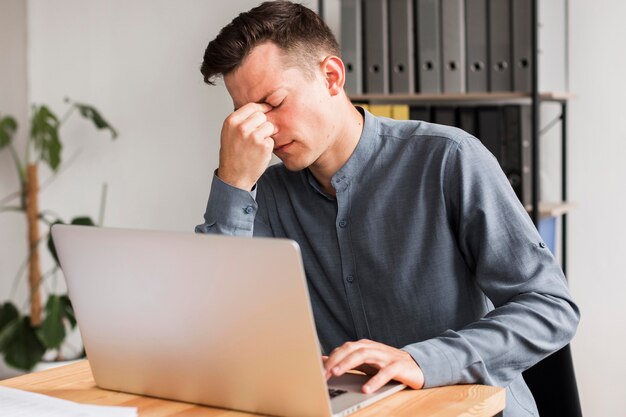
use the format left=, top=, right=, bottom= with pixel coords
left=328, top=388, right=348, bottom=399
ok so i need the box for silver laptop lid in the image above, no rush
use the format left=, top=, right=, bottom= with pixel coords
left=52, top=225, right=333, bottom=417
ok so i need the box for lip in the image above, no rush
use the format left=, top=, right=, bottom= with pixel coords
left=274, top=141, right=294, bottom=153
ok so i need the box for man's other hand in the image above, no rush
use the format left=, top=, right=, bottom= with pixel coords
left=322, top=339, right=425, bottom=393
left=217, top=102, right=276, bottom=191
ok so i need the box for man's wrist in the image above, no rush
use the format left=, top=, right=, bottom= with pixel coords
left=216, top=168, right=256, bottom=191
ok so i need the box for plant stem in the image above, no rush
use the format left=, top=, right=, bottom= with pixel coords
left=0, top=205, right=23, bottom=214
left=9, top=142, right=26, bottom=186
left=98, top=182, right=108, bottom=226
left=26, top=163, right=43, bottom=326
left=38, top=209, right=62, bottom=225
left=0, top=190, right=22, bottom=206
left=58, top=103, right=76, bottom=127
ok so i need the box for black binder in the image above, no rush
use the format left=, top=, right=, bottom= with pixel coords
left=458, top=107, right=477, bottom=136
left=432, top=106, right=457, bottom=127
left=503, top=105, right=533, bottom=207
left=409, top=106, right=432, bottom=122
left=476, top=106, right=504, bottom=162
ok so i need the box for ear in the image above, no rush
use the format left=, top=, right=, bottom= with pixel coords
left=320, top=56, right=345, bottom=96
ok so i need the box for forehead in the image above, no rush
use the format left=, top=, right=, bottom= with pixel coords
left=224, top=42, right=308, bottom=107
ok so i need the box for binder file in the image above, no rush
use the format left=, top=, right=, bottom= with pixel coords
left=476, top=106, right=504, bottom=162
left=416, top=0, right=441, bottom=93
left=389, top=0, right=415, bottom=93
left=409, top=105, right=432, bottom=122
left=512, top=0, right=533, bottom=92
left=503, top=105, right=533, bottom=206
left=441, top=0, right=466, bottom=93
left=458, top=107, right=477, bottom=136
left=465, top=0, right=488, bottom=92
left=369, top=104, right=393, bottom=118
left=341, top=0, right=363, bottom=95
left=433, top=107, right=457, bottom=127
left=488, top=0, right=513, bottom=91
left=363, top=0, right=389, bottom=93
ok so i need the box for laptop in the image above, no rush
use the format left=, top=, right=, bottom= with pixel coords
left=51, top=225, right=405, bottom=417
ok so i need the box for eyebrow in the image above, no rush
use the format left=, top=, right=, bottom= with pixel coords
left=233, top=89, right=280, bottom=111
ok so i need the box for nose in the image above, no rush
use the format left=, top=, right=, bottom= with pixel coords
left=265, top=112, right=279, bottom=136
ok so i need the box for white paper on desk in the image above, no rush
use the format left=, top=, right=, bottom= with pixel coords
left=0, top=386, right=137, bottom=417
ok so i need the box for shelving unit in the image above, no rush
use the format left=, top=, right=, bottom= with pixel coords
left=338, top=3, right=572, bottom=274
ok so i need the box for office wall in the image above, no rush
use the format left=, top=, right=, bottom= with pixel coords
left=0, top=0, right=29, bottom=306
left=2, top=0, right=318, bottom=359
left=568, top=0, right=626, bottom=415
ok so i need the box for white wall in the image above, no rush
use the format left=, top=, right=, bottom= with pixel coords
left=2, top=0, right=318, bottom=349
left=568, top=0, right=626, bottom=415
left=0, top=0, right=29, bottom=305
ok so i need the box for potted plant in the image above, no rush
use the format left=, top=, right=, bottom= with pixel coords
left=0, top=98, right=117, bottom=374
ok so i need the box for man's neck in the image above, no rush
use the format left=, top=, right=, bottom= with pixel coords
left=309, top=104, right=364, bottom=196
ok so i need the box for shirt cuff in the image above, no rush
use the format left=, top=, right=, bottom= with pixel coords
left=194, top=173, right=258, bottom=234
left=402, top=333, right=461, bottom=388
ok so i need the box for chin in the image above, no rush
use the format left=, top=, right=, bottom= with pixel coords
left=278, top=157, right=310, bottom=172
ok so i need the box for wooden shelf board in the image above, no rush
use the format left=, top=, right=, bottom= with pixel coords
left=525, top=201, right=576, bottom=218
left=350, top=92, right=574, bottom=104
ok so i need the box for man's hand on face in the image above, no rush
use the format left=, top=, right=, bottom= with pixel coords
left=322, top=339, right=425, bottom=393
left=217, top=102, right=276, bottom=191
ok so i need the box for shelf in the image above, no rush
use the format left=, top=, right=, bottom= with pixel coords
left=525, top=201, right=575, bottom=218
left=349, top=92, right=574, bottom=105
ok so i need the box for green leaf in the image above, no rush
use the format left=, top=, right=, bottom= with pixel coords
left=36, top=295, right=66, bottom=349
left=30, top=105, right=62, bottom=171
left=71, top=216, right=96, bottom=226
left=48, top=218, right=95, bottom=267
left=48, top=220, right=65, bottom=266
left=59, top=295, right=77, bottom=329
left=74, top=103, right=118, bottom=139
left=3, top=316, right=46, bottom=371
left=0, top=302, right=20, bottom=350
left=0, top=115, right=18, bottom=150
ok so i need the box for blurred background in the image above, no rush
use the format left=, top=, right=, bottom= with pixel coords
left=1, top=0, right=624, bottom=415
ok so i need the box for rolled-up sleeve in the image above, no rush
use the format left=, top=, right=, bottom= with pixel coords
left=403, top=136, right=580, bottom=388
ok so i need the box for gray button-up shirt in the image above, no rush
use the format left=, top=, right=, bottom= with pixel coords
left=196, top=108, right=579, bottom=416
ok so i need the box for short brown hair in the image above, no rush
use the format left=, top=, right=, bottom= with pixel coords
left=200, top=1, right=340, bottom=85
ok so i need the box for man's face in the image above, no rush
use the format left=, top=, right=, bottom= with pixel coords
left=224, top=42, right=335, bottom=172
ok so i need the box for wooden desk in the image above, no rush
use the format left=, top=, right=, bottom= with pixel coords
left=0, top=361, right=505, bottom=416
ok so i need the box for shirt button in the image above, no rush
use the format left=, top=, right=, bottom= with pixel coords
left=346, top=275, right=354, bottom=283
left=339, top=220, right=347, bottom=228
left=243, top=205, right=254, bottom=214
left=539, top=242, right=547, bottom=248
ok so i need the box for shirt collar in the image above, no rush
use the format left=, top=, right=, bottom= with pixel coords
left=305, top=106, right=379, bottom=197
left=330, top=106, right=379, bottom=194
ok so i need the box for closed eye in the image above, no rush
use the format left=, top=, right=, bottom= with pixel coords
left=267, top=97, right=285, bottom=109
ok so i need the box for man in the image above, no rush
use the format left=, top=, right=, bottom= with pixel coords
left=195, top=2, right=579, bottom=416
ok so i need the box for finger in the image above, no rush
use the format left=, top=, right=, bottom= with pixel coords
left=324, top=341, right=359, bottom=377
left=229, top=102, right=272, bottom=125
left=362, top=362, right=402, bottom=394
left=331, top=348, right=387, bottom=378
left=238, top=111, right=268, bottom=137
left=248, top=121, right=275, bottom=142
left=324, top=340, right=376, bottom=376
